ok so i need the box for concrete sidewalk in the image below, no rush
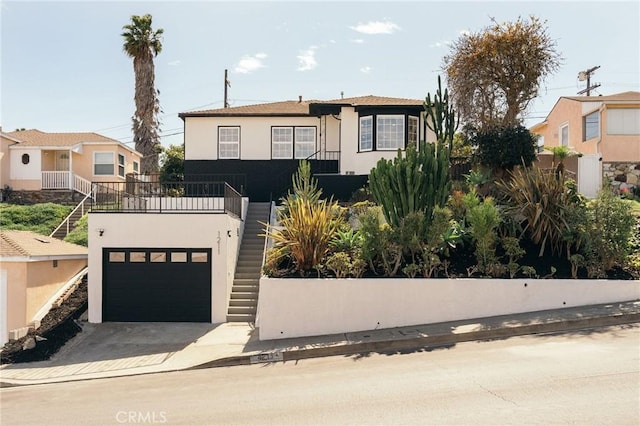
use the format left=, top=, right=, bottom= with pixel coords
left=1, top=301, right=639, bottom=387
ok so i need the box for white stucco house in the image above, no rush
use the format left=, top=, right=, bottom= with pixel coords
left=179, top=95, right=435, bottom=201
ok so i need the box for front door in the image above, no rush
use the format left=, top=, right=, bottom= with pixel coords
left=55, top=151, right=70, bottom=171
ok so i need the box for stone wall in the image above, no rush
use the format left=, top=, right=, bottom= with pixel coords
left=3, top=190, right=79, bottom=205
left=603, top=162, right=640, bottom=194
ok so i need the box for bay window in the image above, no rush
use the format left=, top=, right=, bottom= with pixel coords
left=358, top=113, right=419, bottom=152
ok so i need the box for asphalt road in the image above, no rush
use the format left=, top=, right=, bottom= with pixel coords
left=2, top=324, right=639, bottom=426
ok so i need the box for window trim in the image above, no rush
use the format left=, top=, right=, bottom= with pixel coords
left=218, top=126, right=241, bottom=159
left=408, top=115, right=419, bottom=147
left=133, top=160, right=139, bottom=174
left=559, top=123, right=569, bottom=147
left=294, top=127, right=317, bottom=159
left=271, top=126, right=317, bottom=159
left=376, top=114, right=405, bottom=151
left=117, top=153, right=125, bottom=178
left=93, top=151, right=115, bottom=176
left=271, top=127, right=294, bottom=159
left=359, top=116, right=373, bottom=152
left=582, top=111, right=600, bottom=142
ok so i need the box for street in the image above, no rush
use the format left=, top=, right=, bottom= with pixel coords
left=2, top=324, right=639, bottom=425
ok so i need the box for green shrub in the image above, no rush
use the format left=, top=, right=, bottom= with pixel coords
left=583, top=188, right=635, bottom=272
left=0, top=203, right=72, bottom=235
left=471, top=125, right=537, bottom=173
left=466, top=198, right=501, bottom=274
left=63, top=215, right=88, bottom=247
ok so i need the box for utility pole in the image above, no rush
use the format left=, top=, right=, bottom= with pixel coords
left=577, top=66, right=601, bottom=96
left=224, top=69, right=231, bottom=108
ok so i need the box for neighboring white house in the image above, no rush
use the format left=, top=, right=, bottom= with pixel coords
left=179, top=95, right=435, bottom=201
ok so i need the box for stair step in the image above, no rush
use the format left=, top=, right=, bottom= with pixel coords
left=231, top=286, right=258, bottom=294
left=236, top=259, right=262, bottom=267
left=226, top=314, right=255, bottom=323
left=229, top=298, right=257, bottom=307
left=235, top=272, right=261, bottom=279
left=227, top=306, right=257, bottom=315
left=230, top=292, right=258, bottom=300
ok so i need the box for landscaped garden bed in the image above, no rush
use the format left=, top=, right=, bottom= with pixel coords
left=256, top=83, right=640, bottom=340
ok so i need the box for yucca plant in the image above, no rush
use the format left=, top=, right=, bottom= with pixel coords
left=497, top=165, right=586, bottom=257
left=265, top=197, right=344, bottom=273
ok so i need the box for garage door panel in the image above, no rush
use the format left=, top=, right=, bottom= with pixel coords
left=103, top=248, right=211, bottom=322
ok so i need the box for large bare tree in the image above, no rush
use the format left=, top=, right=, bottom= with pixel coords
left=122, top=14, right=163, bottom=174
left=443, top=16, right=562, bottom=131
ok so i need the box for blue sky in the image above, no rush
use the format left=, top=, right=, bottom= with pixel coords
left=1, top=1, right=639, bottom=148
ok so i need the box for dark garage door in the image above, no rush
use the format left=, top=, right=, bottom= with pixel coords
left=103, top=248, right=212, bottom=322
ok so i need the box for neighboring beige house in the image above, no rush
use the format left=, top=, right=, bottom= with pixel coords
left=0, top=128, right=21, bottom=193
left=531, top=91, right=640, bottom=195
left=0, top=129, right=143, bottom=196
left=0, top=230, right=88, bottom=345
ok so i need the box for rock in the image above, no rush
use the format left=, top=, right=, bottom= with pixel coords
left=22, top=337, right=36, bottom=350
left=34, top=335, right=47, bottom=342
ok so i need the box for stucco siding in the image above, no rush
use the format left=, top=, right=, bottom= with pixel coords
left=9, top=148, right=41, bottom=181
left=25, top=259, right=87, bottom=323
left=88, top=211, right=242, bottom=323
left=185, top=116, right=323, bottom=161
left=4, top=263, right=27, bottom=333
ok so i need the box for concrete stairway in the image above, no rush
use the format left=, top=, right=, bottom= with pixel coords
left=50, top=194, right=92, bottom=240
left=227, top=202, right=271, bottom=323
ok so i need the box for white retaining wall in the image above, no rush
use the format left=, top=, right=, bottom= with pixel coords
left=257, top=277, right=640, bottom=340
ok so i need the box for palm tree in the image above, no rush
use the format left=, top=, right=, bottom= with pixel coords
left=121, top=14, right=163, bottom=174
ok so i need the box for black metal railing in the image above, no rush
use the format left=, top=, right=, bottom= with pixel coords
left=92, top=179, right=239, bottom=213
left=224, top=183, right=242, bottom=218
left=184, top=173, right=246, bottom=195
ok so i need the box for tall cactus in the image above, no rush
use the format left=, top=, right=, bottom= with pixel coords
left=424, top=75, right=458, bottom=151
left=369, top=141, right=450, bottom=229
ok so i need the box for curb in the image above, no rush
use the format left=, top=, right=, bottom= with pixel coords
left=190, top=311, right=640, bottom=369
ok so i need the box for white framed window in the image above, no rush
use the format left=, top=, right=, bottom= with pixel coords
left=560, top=124, right=569, bottom=147
left=94, top=152, right=114, bottom=176
left=583, top=111, right=600, bottom=141
left=408, top=116, right=419, bottom=146
left=295, top=127, right=316, bottom=159
left=272, top=127, right=293, bottom=159
left=218, top=126, right=240, bottom=159
left=377, top=115, right=405, bottom=150
left=359, top=116, right=373, bottom=151
left=118, top=153, right=125, bottom=177
left=133, top=161, right=139, bottom=174
left=607, top=108, right=640, bottom=135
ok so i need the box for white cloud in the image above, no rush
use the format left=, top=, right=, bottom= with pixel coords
left=234, top=53, right=267, bottom=74
left=360, top=66, right=372, bottom=74
left=350, top=39, right=365, bottom=44
left=168, top=60, right=181, bottom=66
left=429, top=40, right=451, bottom=48
left=297, top=47, right=318, bottom=71
left=350, top=20, right=400, bottom=35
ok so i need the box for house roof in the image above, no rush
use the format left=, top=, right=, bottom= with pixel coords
left=0, top=230, right=88, bottom=259
left=560, top=91, right=640, bottom=103
left=4, top=129, right=119, bottom=147
left=530, top=91, right=640, bottom=131
left=179, top=95, right=425, bottom=118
